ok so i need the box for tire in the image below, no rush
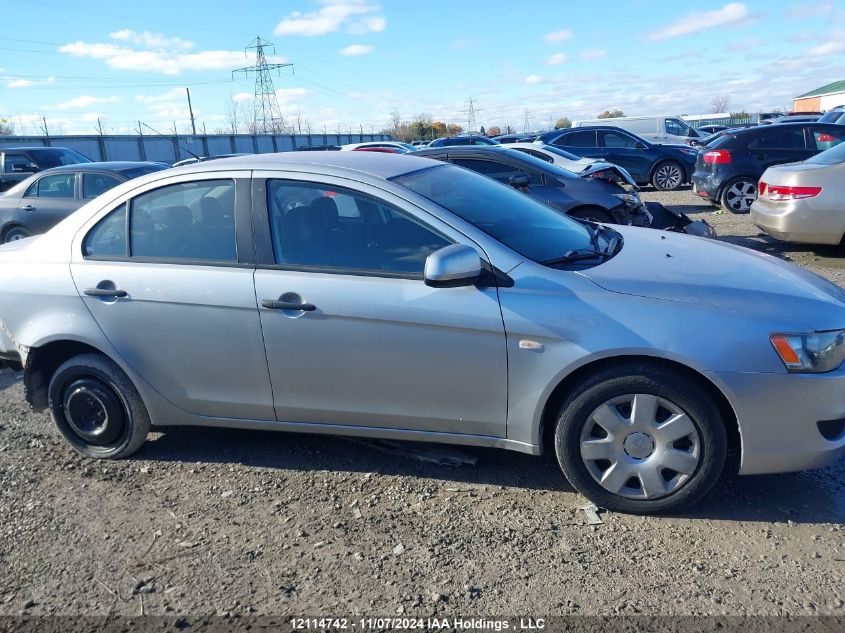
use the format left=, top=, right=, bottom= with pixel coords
left=48, top=353, right=150, bottom=459
left=651, top=161, right=685, bottom=191
left=720, top=177, right=757, bottom=214
left=554, top=362, right=727, bottom=515
left=567, top=206, right=615, bottom=224
left=2, top=225, right=31, bottom=243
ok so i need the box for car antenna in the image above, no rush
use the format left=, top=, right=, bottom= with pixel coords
left=141, top=123, right=202, bottom=161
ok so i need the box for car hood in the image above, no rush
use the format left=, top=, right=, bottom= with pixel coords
left=580, top=226, right=845, bottom=330
left=580, top=162, right=638, bottom=189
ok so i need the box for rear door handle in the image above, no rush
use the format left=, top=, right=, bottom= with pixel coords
left=20, top=204, right=34, bottom=211
left=261, top=299, right=316, bottom=311
left=84, top=288, right=128, bottom=298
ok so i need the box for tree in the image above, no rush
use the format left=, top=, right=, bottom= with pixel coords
left=446, top=123, right=463, bottom=135
left=597, top=109, right=624, bottom=119
left=710, top=95, right=730, bottom=114
left=554, top=117, right=572, bottom=129
left=431, top=121, right=448, bottom=138
left=0, top=118, right=13, bottom=135
left=224, top=96, right=241, bottom=134
left=486, top=125, right=501, bottom=136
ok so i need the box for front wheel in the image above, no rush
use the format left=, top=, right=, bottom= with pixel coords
left=721, top=177, right=757, bottom=213
left=554, top=363, right=727, bottom=514
left=651, top=161, right=685, bottom=191
left=48, top=353, right=151, bottom=459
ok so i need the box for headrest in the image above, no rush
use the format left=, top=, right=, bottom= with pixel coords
left=167, top=205, right=193, bottom=230
left=309, top=196, right=339, bottom=230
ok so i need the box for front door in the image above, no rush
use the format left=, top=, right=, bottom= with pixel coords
left=597, top=130, right=652, bottom=182
left=70, top=174, right=275, bottom=421
left=252, top=176, right=508, bottom=437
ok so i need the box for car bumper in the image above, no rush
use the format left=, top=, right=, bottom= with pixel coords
left=751, top=197, right=844, bottom=246
left=708, top=368, right=845, bottom=475
left=691, top=171, right=724, bottom=202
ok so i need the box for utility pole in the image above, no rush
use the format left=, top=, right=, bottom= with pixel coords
left=96, top=118, right=104, bottom=135
left=186, top=88, right=197, bottom=135
left=232, top=36, right=294, bottom=134
left=40, top=116, right=49, bottom=138
left=137, top=121, right=144, bottom=136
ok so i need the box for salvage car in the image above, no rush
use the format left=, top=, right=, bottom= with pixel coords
left=692, top=123, right=845, bottom=213
left=0, top=161, right=168, bottom=243
left=535, top=127, right=699, bottom=191
left=1, top=152, right=842, bottom=514
left=501, top=142, right=603, bottom=172
left=751, top=140, right=845, bottom=244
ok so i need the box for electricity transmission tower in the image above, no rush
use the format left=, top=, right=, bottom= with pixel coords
left=232, top=37, right=293, bottom=133
left=522, top=108, right=531, bottom=133
left=460, top=97, right=484, bottom=133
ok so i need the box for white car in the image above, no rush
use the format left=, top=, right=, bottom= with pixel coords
left=503, top=142, right=605, bottom=173
left=339, top=142, right=417, bottom=153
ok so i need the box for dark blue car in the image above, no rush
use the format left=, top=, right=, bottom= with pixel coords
left=428, top=135, right=499, bottom=148
left=536, top=126, right=699, bottom=190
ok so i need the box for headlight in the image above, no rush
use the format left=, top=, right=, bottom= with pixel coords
left=613, top=193, right=641, bottom=207
left=770, top=330, right=845, bottom=373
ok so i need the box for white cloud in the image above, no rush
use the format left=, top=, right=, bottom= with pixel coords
left=81, top=112, right=106, bottom=122
left=340, top=44, right=374, bottom=56
left=59, top=30, right=274, bottom=75
left=7, top=79, right=34, bottom=88
left=525, top=74, right=548, bottom=85
left=546, top=53, right=567, bottom=65
left=275, top=0, right=385, bottom=37
left=581, top=49, right=607, bottom=61
left=785, top=2, right=834, bottom=18
left=648, top=3, right=756, bottom=41
left=544, top=29, right=572, bottom=42
left=809, top=30, right=845, bottom=56
left=232, top=92, right=253, bottom=102
left=276, top=87, right=311, bottom=102
left=55, top=95, right=120, bottom=109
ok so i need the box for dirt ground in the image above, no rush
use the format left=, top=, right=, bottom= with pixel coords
left=1, top=189, right=843, bottom=620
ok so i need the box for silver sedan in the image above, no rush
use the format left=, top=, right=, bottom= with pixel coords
left=1, top=152, right=843, bottom=514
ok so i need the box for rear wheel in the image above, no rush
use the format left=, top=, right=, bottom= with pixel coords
left=2, top=225, right=31, bottom=243
left=567, top=206, right=615, bottom=224
left=721, top=177, right=757, bottom=213
left=651, top=161, right=685, bottom=191
left=554, top=363, right=727, bottom=514
left=48, top=353, right=150, bottom=459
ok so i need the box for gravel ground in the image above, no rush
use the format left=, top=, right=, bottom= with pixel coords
left=1, top=189, right=843, bottom=619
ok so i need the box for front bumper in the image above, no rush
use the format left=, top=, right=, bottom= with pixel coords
left=708, top=368, right=845, bottom=475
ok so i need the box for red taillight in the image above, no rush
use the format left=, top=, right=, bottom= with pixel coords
left=759, top=181, right=767, bottom=195
left=764, top=184, right=822, bottom=201
left=703, top=149, right=731, bottom=164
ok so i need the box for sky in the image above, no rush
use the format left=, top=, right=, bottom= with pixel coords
left=1, top=0, right=844, bottom=136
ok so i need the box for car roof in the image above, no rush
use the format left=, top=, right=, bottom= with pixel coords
left=166, top=150, right=437, bottom=180
left=39, top=161, right=163, bottom=173
left=728, top=122, right=839, bottom=136
left=0, top=146, right=81, bottom=152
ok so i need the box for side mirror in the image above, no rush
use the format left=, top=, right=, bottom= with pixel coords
left=634, top=142, right=646, bottom=149
left=508, top=174, right=530, bottom=189
left=424, top=244, right=483, bottom=288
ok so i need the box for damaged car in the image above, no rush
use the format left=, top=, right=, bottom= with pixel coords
left=1, top=152, right=842, bottom=515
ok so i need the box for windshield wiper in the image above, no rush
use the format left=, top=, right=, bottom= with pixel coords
left=541, top=248, right=610, bottom=266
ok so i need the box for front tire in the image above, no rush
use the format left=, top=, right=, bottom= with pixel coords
left=554, top=363, right=727, bottom=514
left=720, top=177, right=757, bottom=213
left=48, top=353, right=150, bottom=459
left=651, top=161, right=685, bottom=191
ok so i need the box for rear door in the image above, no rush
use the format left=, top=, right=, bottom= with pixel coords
left=747, top=127, right=813, bottom=174
left=17, top=172, right=81, bottom=233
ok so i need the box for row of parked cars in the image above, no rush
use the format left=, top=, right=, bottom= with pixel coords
left=2, top=147, right=845, bottom=516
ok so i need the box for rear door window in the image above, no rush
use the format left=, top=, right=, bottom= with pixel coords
left=600, top=131, right=638, bottom=148
left=554, top=131, right=597, bottom=147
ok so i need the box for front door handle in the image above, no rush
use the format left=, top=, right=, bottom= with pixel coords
left=20, top=204, right=34, bottom=212
left=84, top=288, right=128, bottom=298
left=261, top=299, right=316, bottom=311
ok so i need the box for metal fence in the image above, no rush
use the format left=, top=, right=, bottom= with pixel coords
left=0, top=133, right=392, bottom=163
left=688, top=117, right=754, bottom=129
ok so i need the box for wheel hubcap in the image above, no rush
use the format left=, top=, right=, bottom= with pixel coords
left=580, top=393, right=702, bottom=500
left=6, top=230, right=28, bottom=242
left=63, top=378, right=126, bottom=446
left=725, top=181, right=756, bottom=211
left=656, top=165, right=681, bottom=189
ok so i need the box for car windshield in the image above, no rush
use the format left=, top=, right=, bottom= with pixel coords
left=805, top=141, right=845, bottom=165
left=118, top=164, right=170, bottom=179
left=393, top=164, right=593, bottom=262
left=32, top=148, right=92, bottom=167
left=818, top=110, right=844, bottom=124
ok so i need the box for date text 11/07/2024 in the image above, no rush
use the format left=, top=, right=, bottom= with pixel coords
left=289, top=617, right=547, bottom=630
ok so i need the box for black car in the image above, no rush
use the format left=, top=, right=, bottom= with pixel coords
left=427, top=135, right=499, bottom=148
left=414, top=145, right=650, bottom=226
left=697, top=125, right=730, bottom=135
left=492, top=133, right=537, bottom=144
left=535, top=126, right=699, bottom=191
left=691, top=122, right=845, bottom=212
left=0, top=146, right=92, bottom=192
left=0, top=161, right=167, bottom=243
